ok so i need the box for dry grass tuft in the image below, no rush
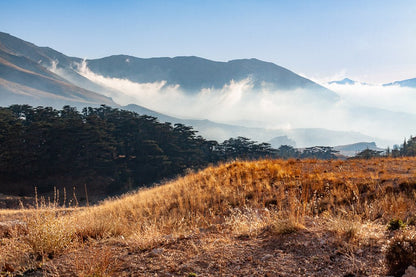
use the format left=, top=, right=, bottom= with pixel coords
left=326, top=214, right=362, bottom=243
left=24, top=210, right=76, bottom=260
left=270, top=216, right=304, bottom=235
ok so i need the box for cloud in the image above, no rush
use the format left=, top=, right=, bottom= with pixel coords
left=325, top=82, right=416, bottom=116
left=74, top=60, right=416, bottom=146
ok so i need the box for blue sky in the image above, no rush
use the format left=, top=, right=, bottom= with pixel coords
left=1, top=0, right=415, bottom=83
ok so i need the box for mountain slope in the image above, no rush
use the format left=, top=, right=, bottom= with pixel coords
left=0, top=32, right=116, bottom=108
left=383, top=77, right=416, bottom=88
left=0, top=32, right=81, bottom=68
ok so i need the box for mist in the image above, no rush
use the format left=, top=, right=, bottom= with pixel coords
left=326, top=82, right=416, bottom=116
left=75, top=61, right=416, bottom=146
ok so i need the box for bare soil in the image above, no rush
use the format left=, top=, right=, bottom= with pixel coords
left=25, top=218, right=388, bottom=277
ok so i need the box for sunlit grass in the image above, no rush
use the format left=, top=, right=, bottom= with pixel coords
left=1, top=157, right=416, bottom=275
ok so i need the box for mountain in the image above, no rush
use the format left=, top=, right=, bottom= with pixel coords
left=268, top=136, right=297, bottom=147
left=0, top=31, right=339, bottom=106
left=328, top=78, right=357, bottom=85
left=333, top=142, right=384, bottom=157
left=328, top=78, right=370, bottom=86
left=85, top=55, right=338, bottom=99
left=0, top=32, right=116, bottom=108
left=383, top=77, right=416, bottom=88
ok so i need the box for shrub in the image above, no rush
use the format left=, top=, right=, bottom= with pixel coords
left=388, top=219, right=406, bottom=231
left=24, top=211, right=75, bottom=259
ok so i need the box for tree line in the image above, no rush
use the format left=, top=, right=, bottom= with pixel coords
left=0, top=105, right=283, bottom=196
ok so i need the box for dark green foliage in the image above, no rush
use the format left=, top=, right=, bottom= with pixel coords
left=0, top=105, right=280, bottom=197
left=354, top=148, right=383, bottom=159
left=386, top=136, right=416, bottom=158
left=388, top=219, right=406, bottom=231
left=216, top=136, right=277, bottom=160
left=386, top=233, right=416, bottom=276
left=276, top=145, right=300, bottom=159
left=300, top=146, right=339, bottom=160
left=0, top=105, right=219, bottom=196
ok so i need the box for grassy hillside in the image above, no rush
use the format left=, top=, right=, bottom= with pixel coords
left=1, top=158, right=416, bottom=276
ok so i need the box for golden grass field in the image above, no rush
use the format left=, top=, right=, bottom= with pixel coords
left=1, top=157, right=416, bottom=276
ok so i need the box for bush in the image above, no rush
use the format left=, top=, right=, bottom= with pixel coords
left=25, top=211, right=75, bottom=259
left=385, top=232, right=416, bottom=276
left=388, top=219, right=406, bottom=231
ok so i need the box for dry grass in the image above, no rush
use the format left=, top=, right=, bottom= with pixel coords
left=1, top=157, right=416, bottom=275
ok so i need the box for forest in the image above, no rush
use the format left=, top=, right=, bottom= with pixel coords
left=0, top=105, right=277, bottom=197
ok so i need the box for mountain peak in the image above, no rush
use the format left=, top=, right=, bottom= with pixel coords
left=328, top=78, right=356, bottom=85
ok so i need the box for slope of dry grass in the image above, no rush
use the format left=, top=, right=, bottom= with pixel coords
left=1, top=157, right=416, bottom=276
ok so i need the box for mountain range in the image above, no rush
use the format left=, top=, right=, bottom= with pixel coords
left=383, top=78, right=416, bottom=88
left=85, top=55, right=338, bottom=98
left=0, top=31, right=338, bottom=106
left=329, top=77, right=416, bottom=88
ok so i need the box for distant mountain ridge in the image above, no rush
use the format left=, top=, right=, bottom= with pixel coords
left=383, top=77, right=416, bottom=88
left=0, top=31, right=340, bottom=106
left=85, top=55, right=338, bottom=98
left=333, top=142, right=384, bottom=157
left=328, top=78, right=357, bottom=85
left=328, top=78, right=369, bottom=86
left=328, top=76, right=416, bottom=88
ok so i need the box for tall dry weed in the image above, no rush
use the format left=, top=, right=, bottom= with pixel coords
left=24, top=210, right=76, bottom=259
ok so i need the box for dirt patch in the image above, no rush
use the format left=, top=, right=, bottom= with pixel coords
left=26, top=219, right=388, bottom=276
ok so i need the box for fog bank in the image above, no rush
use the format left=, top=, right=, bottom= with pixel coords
left=75, top=61, right=416, bottom=145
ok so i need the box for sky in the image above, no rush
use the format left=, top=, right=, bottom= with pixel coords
left=1, top=0, right=416, bottom=84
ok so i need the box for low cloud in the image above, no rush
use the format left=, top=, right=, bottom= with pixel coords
left=74, top=60, right=416, bottom=146
left=325, top=82, right=416, bottom=116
